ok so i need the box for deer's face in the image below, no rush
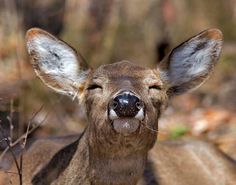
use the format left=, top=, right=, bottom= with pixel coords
left=84, top=61, right=167, bottom=141
left=25, top=28, right=223, bottom=151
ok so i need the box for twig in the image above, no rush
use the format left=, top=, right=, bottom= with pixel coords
left=0, top=124, right=22, bottom=184
left=6, top=99, right=14, bottom=145
left=0, top=97, right=62, bottom=184
left=23, top=105, right=45, bottom=148
left=0, top=105, right=45, bottom=184
left=0, top=105, right=45, bottom=163
left=19, top=154, right=23, bottom=184
left=19, top=104, right=45, bottom=183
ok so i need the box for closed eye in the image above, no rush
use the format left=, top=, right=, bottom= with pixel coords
left=149, top=85, right=162, bottom=90
left=87, top=84, right=102, bottom=90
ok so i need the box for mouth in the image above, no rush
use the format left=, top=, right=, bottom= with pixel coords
left=112, top=118, right=141, bottom=136
left=109, top=107, right=144, bottom=136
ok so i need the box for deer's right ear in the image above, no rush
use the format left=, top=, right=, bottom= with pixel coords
left=26, top=28, right=90, bottom=99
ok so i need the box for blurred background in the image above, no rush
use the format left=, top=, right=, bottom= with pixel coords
left=0, top=0, right=236, bottom=162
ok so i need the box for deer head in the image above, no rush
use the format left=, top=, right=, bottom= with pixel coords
left=26, top=28, right=223, bottom=157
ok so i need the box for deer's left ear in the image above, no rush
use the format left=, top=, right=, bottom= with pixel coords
left=159, top=28, right=223, bottom=95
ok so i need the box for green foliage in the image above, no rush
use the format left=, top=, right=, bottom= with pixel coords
left=169, top=124, right=189, bottom=140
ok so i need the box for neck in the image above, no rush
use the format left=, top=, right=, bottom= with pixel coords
left=87, top=123, right=149, bottom=185
left=60, top=127, right=148, bottom=185
left=90, top=151, right=147, bottom=185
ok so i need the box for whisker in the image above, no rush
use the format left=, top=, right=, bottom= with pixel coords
left=144, top=124, right=168, bottom=134
left=144, top=124, right=159, bottom=133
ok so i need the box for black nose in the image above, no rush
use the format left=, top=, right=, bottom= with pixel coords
left=110, top=91, right=143, bottom=117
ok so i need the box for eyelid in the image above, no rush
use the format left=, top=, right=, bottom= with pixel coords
left=149, top=85, right=162, bottom=90
left=87, top=84, right=102, bottom=90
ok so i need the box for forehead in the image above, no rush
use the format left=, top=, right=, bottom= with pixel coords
left=93, top=60, right=159, bottom=81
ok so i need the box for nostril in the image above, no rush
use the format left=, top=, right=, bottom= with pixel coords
left=110, top=100, right=118, bottom=110
left=136, top=101, right=144, bottom=110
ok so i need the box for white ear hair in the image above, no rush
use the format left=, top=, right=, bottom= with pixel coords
left=159, top=28, right=223, bottom=95
left=26, top=28, right=89, bottom=98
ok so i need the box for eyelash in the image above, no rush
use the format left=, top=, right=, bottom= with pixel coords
left=149, top=85, right=162, bottom=91
left=87, top=84, right=102, bottom=90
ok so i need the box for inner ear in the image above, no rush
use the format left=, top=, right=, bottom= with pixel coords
left=159, top=28, right=223, bottom=95
left=26, top=28, right=90, bottom=98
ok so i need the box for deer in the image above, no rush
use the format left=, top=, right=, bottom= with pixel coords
left=0, top=28, right=236, bottom=185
